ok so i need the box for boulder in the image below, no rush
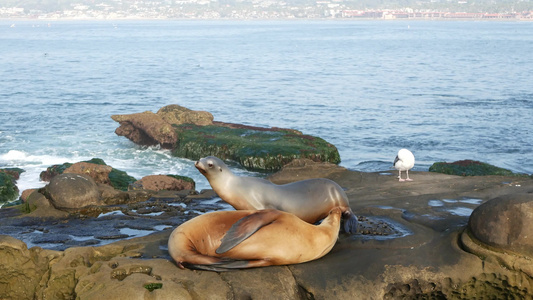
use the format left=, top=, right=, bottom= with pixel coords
left=156, top=104, right=214, bottom=126
left=468, top=194, right=533, bottom=257
left=44, top=173, right=103, bottom=210
left=111, top=111, right=178, bottom=148
left=131, top=175, right=195, bottom=191
left=64, top=162, right=113, bottom=185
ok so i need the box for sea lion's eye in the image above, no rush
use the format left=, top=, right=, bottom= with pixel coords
left=208, top=163, right=213, bottom=168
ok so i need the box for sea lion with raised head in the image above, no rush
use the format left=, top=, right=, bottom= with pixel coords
left=195, top=156, right=358, bottom=234
left=168, top=207, right=342, bottom=271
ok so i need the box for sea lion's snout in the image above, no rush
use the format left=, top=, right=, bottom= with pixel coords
left=195, top=160, right=207, bottom=174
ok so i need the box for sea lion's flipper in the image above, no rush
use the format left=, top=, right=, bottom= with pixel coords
left=216, top=209, right=282, bottom=254
left=343, top=211, right=358, bottom=234
left=184, top=259, right=269, bottom=272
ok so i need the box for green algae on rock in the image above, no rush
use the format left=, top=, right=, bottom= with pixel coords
left=429, top=160, right=520, bottom=177
left=0, top=171, right=20, bottom=204
left=172, top=124, right=341, bottom=171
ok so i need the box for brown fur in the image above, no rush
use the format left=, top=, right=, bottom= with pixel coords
left=168, top=208, right=342, bottom=271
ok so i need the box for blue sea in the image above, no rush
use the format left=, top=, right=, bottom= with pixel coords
left=1, top=20, right=532, bottom=197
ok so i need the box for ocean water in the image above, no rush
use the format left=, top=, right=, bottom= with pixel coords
left=1, top=20, right=532, bottom=196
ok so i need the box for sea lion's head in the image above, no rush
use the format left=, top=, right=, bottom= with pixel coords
left=195, top=156, right=225, bottom=177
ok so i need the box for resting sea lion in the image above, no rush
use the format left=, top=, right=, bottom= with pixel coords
left=168, top=208, right=342, bottom=271
left=195, top=156, right=358, bottom=233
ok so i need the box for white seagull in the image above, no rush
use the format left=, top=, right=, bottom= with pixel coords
left=393, top=149, right=415, bottom=182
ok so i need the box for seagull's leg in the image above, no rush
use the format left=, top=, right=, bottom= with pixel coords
left=405, top=170, right=413, bottom=181
left=398, top=170, right=405, bottom=182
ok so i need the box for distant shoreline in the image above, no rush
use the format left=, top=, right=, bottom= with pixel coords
left=2, top=17, right=532, bottom=22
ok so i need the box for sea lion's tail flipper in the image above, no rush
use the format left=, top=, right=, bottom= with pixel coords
left=343, top=211, right=358, bottom=234
left=216, top=209, right=282, bottom=254
left=184, top=259, right=270, bottom=272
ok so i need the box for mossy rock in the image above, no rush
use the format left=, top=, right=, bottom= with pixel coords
left=0, top=171, right=19, bottom=204
left=429, top=160, right=520, bottom=177
left=172, top=124, right=341, bottom=171
left=108, top=168, right=137, bottom=191
left=0, top=168, right=25, bottom=180
left=40, top=158, right=137, bottom=191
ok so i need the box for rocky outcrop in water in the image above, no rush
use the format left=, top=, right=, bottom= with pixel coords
left=112, top=104, right=341, bottom=171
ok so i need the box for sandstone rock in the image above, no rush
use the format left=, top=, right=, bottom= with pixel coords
left=157, top=104, right=214, bottom=126
left=468, top=194, right=533, bottom=257
left=0, top=235, right=59, bottom=300
left=64, top=162, right=113, bottom=185
left=111, top=111, right=178, bottom=148
left=132, top=175, right=195, bottom=191
left=45, top=173, right=103, bottom=210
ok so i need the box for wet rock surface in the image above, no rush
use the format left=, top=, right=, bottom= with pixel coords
left=1, top=162, right=533, bottom=299
left=0, top=190, right=229, bottom=251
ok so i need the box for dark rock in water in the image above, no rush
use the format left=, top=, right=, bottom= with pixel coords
left=429, top=159, right=518, bottom=176
left=44, top=173, right=103, bottom=210
left=111, top=111, right=178, bottom=148
left=0, top=170, right=21, bottom=204
left=172, top=123, right=340, bottom=171
left=131, top=175, right=195, bottom=192
left=468, top=194, right=533, bottom=258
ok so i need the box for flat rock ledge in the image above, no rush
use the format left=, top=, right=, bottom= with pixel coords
left=1, top=164, right=533, bottom=299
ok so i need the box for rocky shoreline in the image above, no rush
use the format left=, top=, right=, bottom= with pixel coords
left=1, top=105, right=532, bottom=298
left=1, top=159, right=532, bottom=299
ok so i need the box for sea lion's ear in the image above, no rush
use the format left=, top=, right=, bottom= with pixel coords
left=219, top=167, right=222, bottom=172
